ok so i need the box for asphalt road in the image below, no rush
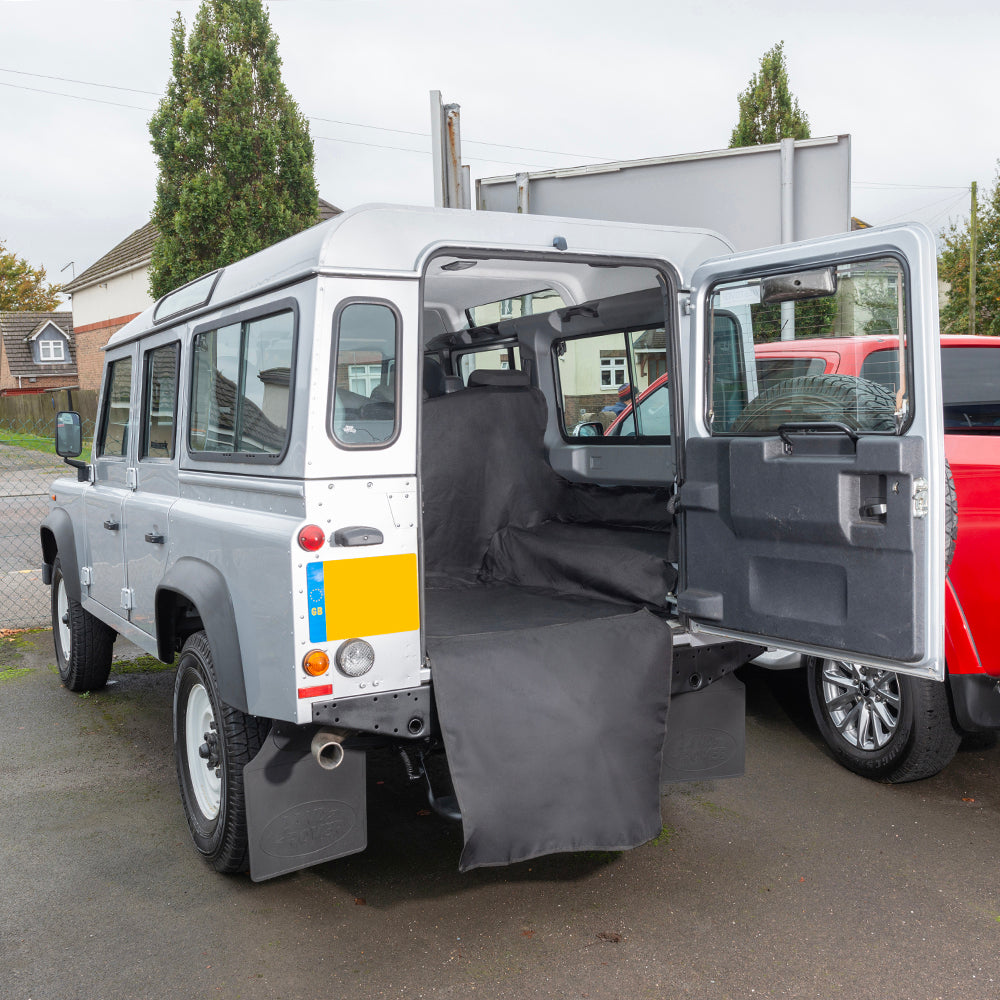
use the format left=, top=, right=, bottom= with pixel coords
left=2, top=632, right=998, bottom=1000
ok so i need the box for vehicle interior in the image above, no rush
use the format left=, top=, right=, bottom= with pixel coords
left=409, top=253, right=693, bottom=869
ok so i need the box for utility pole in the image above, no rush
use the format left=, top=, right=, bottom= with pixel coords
left=429, top=91, right=470, bottom=210
left=969, top=181, right=978, bottom=336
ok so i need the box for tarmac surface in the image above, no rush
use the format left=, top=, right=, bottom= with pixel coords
left=2, top=630, right=999, bottom=1000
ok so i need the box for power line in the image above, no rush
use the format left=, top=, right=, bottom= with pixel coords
left=0, top=80, right=155, bottom=113
left=0, top=66, right=161, bottom=96
left=880, top=191, right=969, bottom=226
left=1, top=65, right=609, bottom=161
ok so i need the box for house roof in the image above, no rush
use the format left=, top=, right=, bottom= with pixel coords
left=63, top=197, right=344, bottom=295
left=62, top=221, right=159, bottom=294
left=0, top=311, right=76, bottom=378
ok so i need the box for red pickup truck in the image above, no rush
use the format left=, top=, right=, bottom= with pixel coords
left=609, top=334, right=999, bottom=780
left=753, top=334, right=1000, bottom=780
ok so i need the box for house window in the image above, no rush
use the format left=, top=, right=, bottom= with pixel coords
left=347, top=363, right=383, bottom=397
left=600, top=356, right=627, bottom=388
left=39, top=338, right=66, bottom=362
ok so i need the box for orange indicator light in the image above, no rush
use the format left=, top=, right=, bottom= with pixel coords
left=303, top=649, right=330, bottom=677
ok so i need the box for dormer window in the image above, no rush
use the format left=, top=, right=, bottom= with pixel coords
left=39, top=338, right=66, bottom=362
left=28, top=319, right=71, bottom=365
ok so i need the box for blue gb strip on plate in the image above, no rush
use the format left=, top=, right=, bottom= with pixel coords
left=306, top=562, right=327, bottom=642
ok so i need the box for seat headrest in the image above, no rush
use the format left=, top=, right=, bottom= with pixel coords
left=467, top=369, right=530, bottom=389
left=423, top=355, right=448, bottom=398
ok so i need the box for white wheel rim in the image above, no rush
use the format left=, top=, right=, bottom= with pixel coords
left=56, top=577, right=71, bottom=660
left=186, top=682, right=221, bottom=820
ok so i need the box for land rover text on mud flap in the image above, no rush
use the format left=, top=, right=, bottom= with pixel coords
left=41, top=206, right=947, bottom=880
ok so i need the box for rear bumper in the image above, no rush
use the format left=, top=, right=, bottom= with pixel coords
left=949, top=673, right=1000, bottom=732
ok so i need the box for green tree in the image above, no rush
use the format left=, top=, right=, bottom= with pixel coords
left=730, top=41, right=811, bottom=148
left=148, top=0, right=319, bottom=298
left=938, top=166, right=1000, bottom=337
left=0, top=239, right=61, bottom=310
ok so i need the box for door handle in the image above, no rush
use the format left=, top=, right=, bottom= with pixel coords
left=103, top=519, right=119, bottom=531
left=332, top=526, right=384, bottom=547
left=144, top=532, right=165, bottom=545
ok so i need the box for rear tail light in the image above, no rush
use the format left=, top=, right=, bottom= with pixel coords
left=297, top=524, right=325, bottom=551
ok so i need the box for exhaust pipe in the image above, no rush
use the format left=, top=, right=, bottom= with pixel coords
left=311, top=729, right=346, bottom=770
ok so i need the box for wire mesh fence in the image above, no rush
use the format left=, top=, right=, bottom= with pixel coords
left=0, top=392, right=96, bottom=630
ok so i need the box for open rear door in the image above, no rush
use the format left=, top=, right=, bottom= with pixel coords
left=678, top=223, right=946, bottom=680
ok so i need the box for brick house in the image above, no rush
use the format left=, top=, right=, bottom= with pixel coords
left=0, top=311, right=78, bottom=396
left=64, top=198, right=342, bottom=391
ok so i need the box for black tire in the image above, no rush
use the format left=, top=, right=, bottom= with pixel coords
left=173, top=631, right=269, bottom=874
left=732, top=373, right=898, bottom=434
left=806, top=656, right=961, bottom=782
left=50, top=556, right=115, bottom=692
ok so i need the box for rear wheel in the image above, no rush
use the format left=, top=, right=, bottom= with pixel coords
left=806, top=656, right=961, bottom=782
left=50, top=556, right=115, bottom=692
left=173, top=631, right=268, bottom=873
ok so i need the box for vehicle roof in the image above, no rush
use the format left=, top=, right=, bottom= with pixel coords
left=106, top=204, right=733, bottom=350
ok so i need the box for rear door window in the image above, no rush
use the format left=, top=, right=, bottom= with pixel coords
left=709, top=257, right=908, bottom=434
left=331, top=302, right=399, bottom=448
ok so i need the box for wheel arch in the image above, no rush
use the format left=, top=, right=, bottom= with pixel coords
left=40, top=508, right=81, bottom=601
left=156, top=558, right=249, bottom=713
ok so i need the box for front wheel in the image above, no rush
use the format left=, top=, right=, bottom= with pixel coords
left=51, top=556, right=115, bottom=692
left=173, top=631, right=268, bottom=873
left=806, top=656, right=961, bottom=782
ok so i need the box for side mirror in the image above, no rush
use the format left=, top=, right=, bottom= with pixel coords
left=55, top=411, right=89, bottom=482
left=55, top=411, right=82, bottom=457
left=572, top=421, right=605, bottom=438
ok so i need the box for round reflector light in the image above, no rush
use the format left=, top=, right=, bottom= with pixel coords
left=335, top=638, right=375, bottom=678
left=297, top=524, right=325, bottom=551
left=303, top=649, right=330, bottom=677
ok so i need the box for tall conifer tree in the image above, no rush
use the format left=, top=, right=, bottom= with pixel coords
left=730, top=41, right=810, bottom=148
left=148, top=0, right=318, bottom=297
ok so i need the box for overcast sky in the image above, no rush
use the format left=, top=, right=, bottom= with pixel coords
left=3, top=0, right=997, bottom=300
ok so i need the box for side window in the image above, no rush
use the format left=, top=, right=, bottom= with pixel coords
left=859, top=348, right=902, bottom=395
left=457, top=344, right=521, bottom=385
left=708, top=257, right=908, bottom=434
left=556, top=327, right=670, bottom=439
left=331, top=302, right=399, bottom=448
left=142, top=343, right=180, bottom=459
left=190, top=310, right=295, bottom=457
left=755, top=356, right=827, bottom=394
left=97, top=357, right=133, bottom=458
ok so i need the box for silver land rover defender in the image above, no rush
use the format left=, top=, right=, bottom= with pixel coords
left=41, top=205, right=948, bottom=880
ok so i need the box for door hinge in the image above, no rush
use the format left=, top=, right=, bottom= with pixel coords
left=80, top=567, right=92, bottom=588
left=679, top=293, right=693, bottom=316
left=126, top=468, right=138, bottom=490
left=120, top=588, right=134, bottom=611
left=912, top=477, right=928, bottom=519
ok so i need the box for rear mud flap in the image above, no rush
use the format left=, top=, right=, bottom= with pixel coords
left=244, top=724, right=367, bottom=882
left=660, top=673, right=746, bottom=783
